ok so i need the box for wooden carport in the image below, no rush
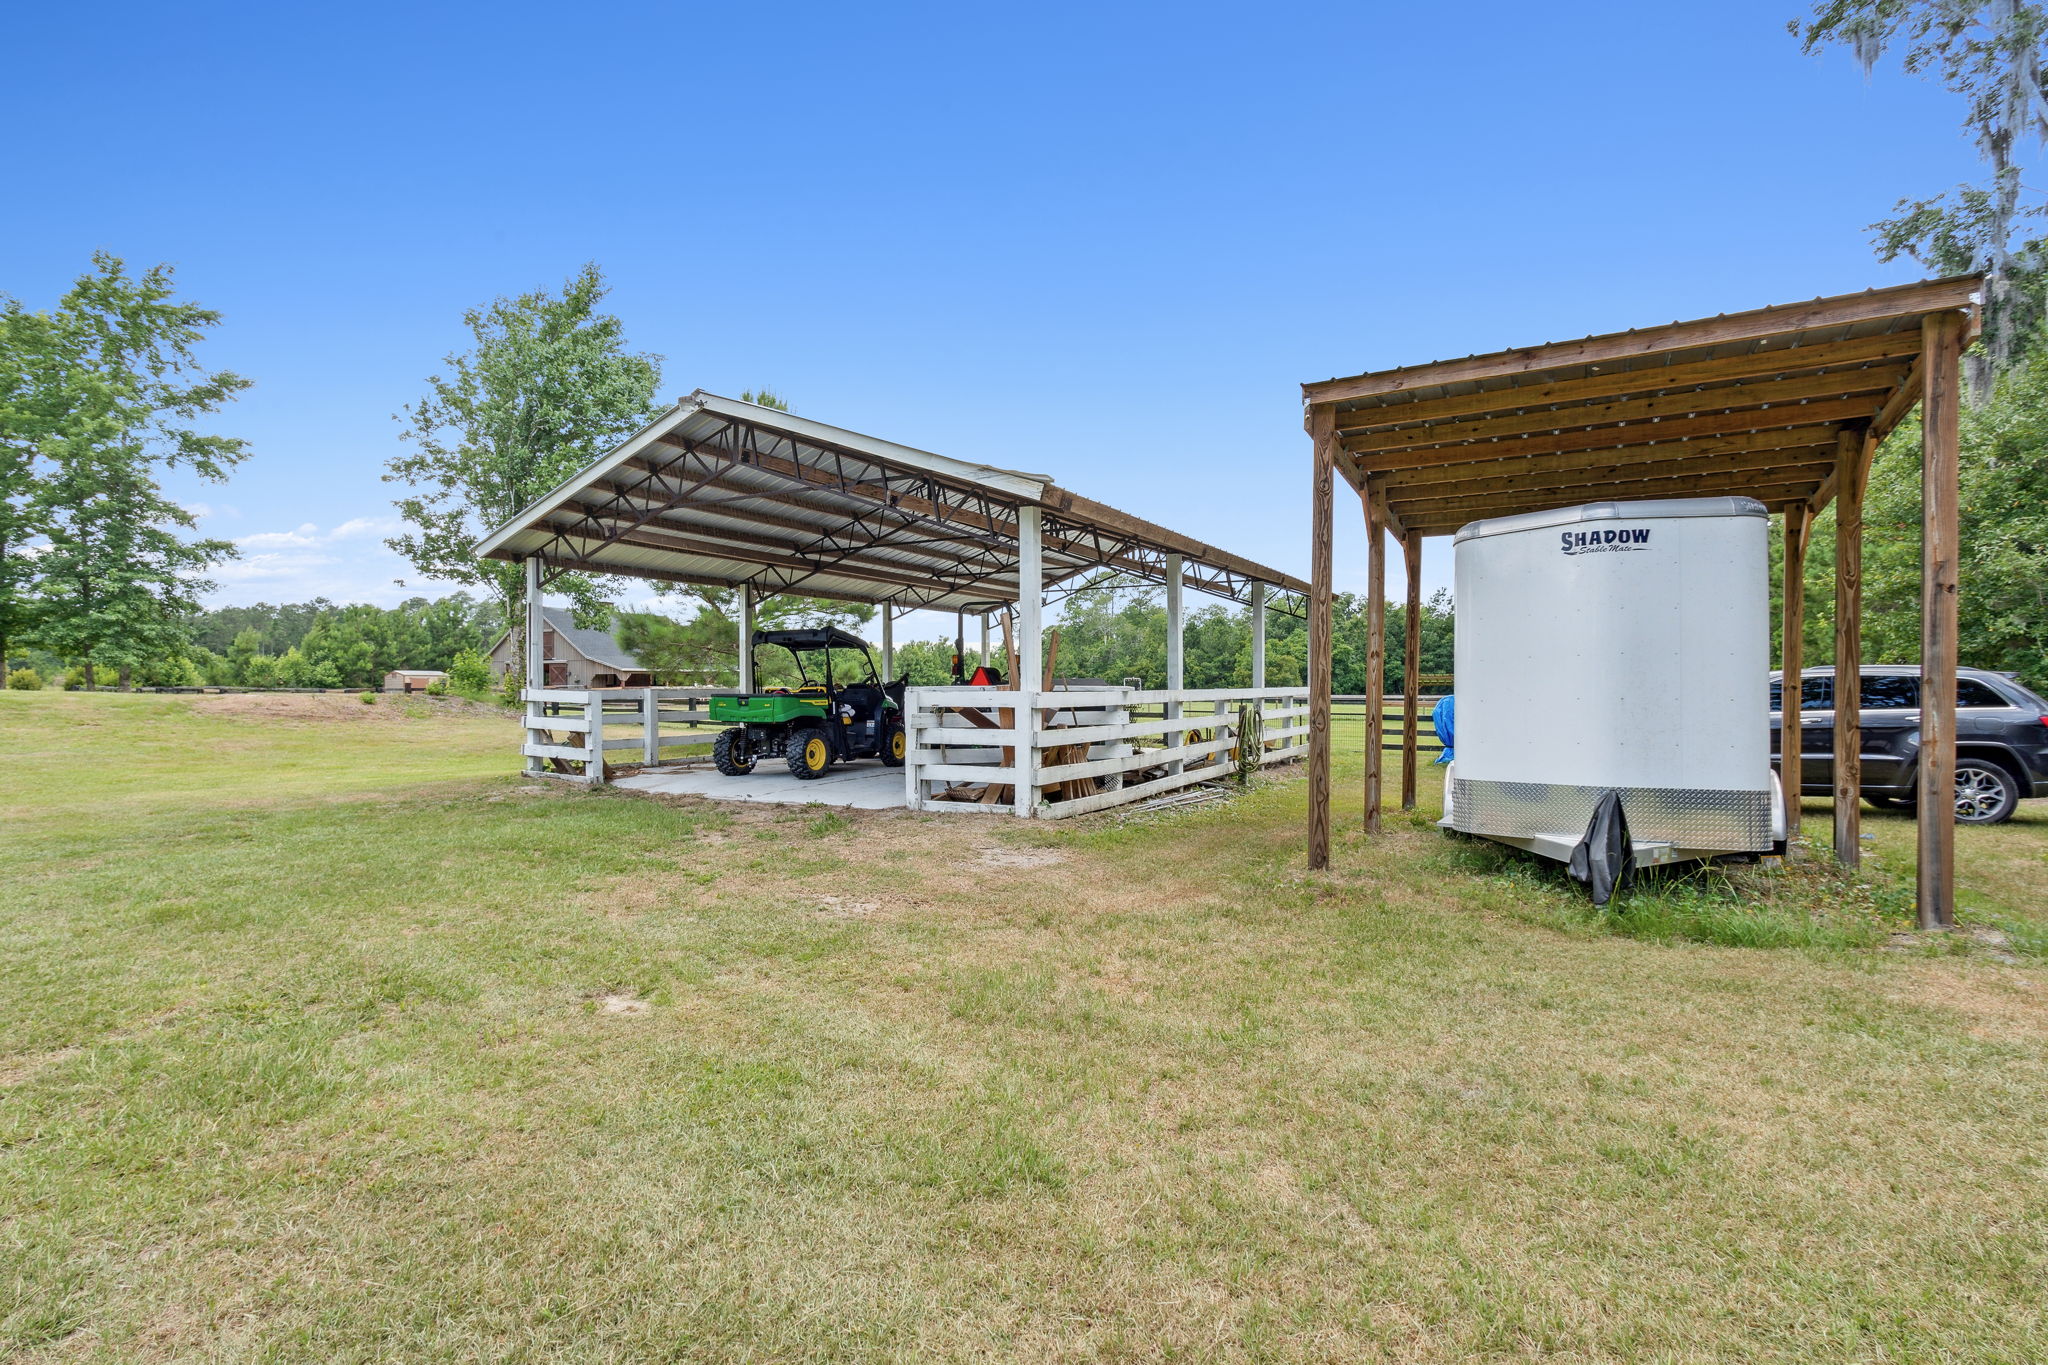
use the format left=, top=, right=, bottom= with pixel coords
left=1301, top=275, right=1981, bottom=930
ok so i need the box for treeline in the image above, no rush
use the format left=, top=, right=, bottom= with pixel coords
left=6, top=594, right=504, bottom=691
left=875, top=579, right=1454, bottom=693
left=1770, top=340, right=2048, bottom=692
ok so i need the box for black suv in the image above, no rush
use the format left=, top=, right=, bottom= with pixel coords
left=1768, top=665, right=2048, bottom=825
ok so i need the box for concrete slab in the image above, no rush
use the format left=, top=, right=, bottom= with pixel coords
left=615, top=762, right=906, bottom=810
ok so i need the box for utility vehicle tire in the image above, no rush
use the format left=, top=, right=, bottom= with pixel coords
left=1953, top=758, right=2020, bottom=825
left=713, top=728, right=755, bottom=776
left=880, top=720, right=907, bottom=767
left=788, top=727, right=832, bottom=780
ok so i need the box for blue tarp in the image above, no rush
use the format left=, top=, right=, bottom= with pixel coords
left=1431, top=694, right=1455, bottom=765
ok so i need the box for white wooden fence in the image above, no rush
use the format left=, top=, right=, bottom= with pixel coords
left=521, top=687, right=719, bottom=784
left=904, top=685, right=1310, bottom=819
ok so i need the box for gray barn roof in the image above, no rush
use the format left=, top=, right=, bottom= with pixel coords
left=541, top=606, right=640, bottom=670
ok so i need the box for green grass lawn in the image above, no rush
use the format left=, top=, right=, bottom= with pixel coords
left=4, top=689, right=2046, bottom=1362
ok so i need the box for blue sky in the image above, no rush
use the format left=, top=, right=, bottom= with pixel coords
left=2, top=0, right=1980, bottom=639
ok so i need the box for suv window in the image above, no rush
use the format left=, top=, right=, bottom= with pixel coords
left=1957, top=678, right=2007, bottom=708
left=1860, top=675, right=1919, bottom=709
left=1771, top=677, right=1833, bottom=711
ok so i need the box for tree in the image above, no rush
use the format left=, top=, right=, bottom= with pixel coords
left=616, top=589, right=874, bottom=686
left=385, top=264, right=662, bottom=637
left=0, top=304, right=63, bottom=685
left=10, top=255, right=250, bottom=688
left=1795, top=2, right=2048, bottom=386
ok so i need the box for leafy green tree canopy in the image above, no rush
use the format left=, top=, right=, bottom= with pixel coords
left=3, top=253, right=251, bottom=687
left=1796, top=2, right=2048, bottom=384
left=385, top=263, right=662, bottom=632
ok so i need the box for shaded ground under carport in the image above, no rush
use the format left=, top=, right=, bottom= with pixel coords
left=614, top=761, right=906, bottom=810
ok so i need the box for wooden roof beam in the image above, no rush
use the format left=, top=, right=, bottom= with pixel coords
left=1304, top=275, right=1980, bottom=406
left=1383, top=451, right=1837, bottom=504
left=1375, top=431, right=1840, bottom=489
left=1342, top=366, right=1907, bottom=458
left=1350, top=398, right=1883, bottom=472
left=1394, top=474, right=1830, bottom=522
left=1329, top=331, right=1924, bottom=431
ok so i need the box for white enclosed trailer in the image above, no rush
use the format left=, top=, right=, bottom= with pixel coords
left=1441, top=497, right=1785, bottom=878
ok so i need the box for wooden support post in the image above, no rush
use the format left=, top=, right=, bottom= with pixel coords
left=1363, top=490, right=1386, bottom=835
left=1832, top=427, right=1867, bottom=869
left=1918, top=310, right=1965, bottom=930
left=1308, top=409, right=1336, bottom=869
left=1165, top=551, right=1184, bottom=777
left=881, top=604, right=894, bottom=681
left=1400, top=532, right=1421, bottom=811
left=1780, top=503, right=1808, bottom=849
left=1015, top=504, right=1043, bottom=818
left=523, top=556, right=545, bottom=775
left=738, top=586, right=756, bottom=693
left=1250, top=582, right=1267, bottom=690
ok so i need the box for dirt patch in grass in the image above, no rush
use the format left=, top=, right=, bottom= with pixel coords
left=812, top=895, right=886, bottom=919
left=1880, top=961, right=2048, bottom=1039
left=188, top=692, right=505, bottom=725
left=975, top=845, right=1068, bottom=869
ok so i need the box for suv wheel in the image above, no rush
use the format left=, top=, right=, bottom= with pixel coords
left=1954, top=759, right=2020, bottom=825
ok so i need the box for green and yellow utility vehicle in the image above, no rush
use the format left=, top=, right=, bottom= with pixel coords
left=708, top=627, right=907, bottom=779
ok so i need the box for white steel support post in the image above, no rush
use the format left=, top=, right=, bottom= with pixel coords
left=1250, top=582, right=1267, bottom=690
left=979, top=613, right=990, bottom=668
left=523, top=556, right=545, bottom=774
left=1165, top=552, right=1185, bottom=777
left=881, top=604, right=894, bottom=681
left=738, top=586, right=756, bottom=693
left=1250, top=581, right=1268, bottom=760
left=642, top=687, right=660, bottom=766
left=1015, top=504, right=1044, bottom=817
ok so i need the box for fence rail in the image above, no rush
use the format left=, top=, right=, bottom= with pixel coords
left=1329, top=694, right=1449, bottom=756
left=521, top=687, right=722, bottom=784
left=905, top=685, right=1309, bottom=819
left=517, top=684, right=1437, bottom=802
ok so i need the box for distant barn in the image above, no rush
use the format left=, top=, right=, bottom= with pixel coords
left=489, top=605, right=651, bottom=689
left=382, top=669, right=447, bottom=694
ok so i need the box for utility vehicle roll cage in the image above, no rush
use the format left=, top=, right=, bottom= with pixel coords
left=749, top=627, right=881, bottom=689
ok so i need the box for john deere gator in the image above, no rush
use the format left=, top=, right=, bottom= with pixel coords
left=708, top=627, right=907, bottom=779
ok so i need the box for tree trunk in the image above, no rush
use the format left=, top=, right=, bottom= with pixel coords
left=118, top=663, right=133, bottom=691
left=83, top=659, right=96, bottom=691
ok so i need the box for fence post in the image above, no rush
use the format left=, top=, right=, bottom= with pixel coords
left=903, top=694, right=925, bottom=811
left=586, top=697, right=606, bottom=786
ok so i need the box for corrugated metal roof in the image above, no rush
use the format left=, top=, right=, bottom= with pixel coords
left=478, top=390, right=1307, bottom=612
